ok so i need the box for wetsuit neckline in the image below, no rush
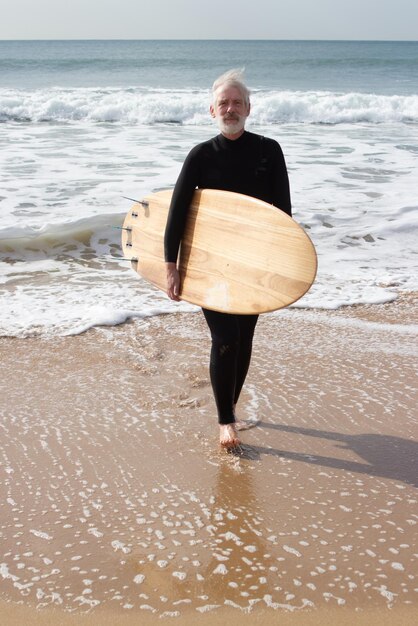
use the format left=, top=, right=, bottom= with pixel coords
left=217, top=131, right=250, bottom=148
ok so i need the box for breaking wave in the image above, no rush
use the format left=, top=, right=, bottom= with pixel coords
left=1, top=87, right=418, bottom=125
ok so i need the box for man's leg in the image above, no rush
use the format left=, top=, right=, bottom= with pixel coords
left=202, top=308, right=239, bottom=425
left=202, top=309, right=258, bottom=447
left=233, top=314, right=259, bottom=406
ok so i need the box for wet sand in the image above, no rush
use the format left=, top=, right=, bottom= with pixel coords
left=1, top=295, right=417, bottom=624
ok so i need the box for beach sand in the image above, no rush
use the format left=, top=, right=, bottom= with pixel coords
left=1, top=295, right=417, bottom=625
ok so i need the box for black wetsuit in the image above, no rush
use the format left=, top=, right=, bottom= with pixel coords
left=164, top=131, right=291, bottom=424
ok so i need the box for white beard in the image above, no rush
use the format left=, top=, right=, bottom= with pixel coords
left=215, top=114, right=247, bottom=136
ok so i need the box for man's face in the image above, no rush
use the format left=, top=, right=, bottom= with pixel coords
left=210, top=85, right=250, bottom=137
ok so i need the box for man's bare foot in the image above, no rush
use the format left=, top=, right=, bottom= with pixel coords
left=219, top=423, right=241, bottom=449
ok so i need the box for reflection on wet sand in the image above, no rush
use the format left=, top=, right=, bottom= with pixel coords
left=177, top=461, right=280, bottom=611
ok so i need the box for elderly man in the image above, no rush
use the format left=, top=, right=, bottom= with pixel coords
left=164, top=69, right=291, bottom=449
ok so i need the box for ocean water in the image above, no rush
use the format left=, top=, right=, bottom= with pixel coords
left=0, top=40, right=417, bottom=337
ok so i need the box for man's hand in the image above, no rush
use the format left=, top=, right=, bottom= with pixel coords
left=166, top=262, right=181, bottom=301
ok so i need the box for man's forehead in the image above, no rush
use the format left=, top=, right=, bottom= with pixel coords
left=215, top=85, right=245, bottom=101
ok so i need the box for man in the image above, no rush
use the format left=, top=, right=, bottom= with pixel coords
left=164, top=69, right=291, bottom=449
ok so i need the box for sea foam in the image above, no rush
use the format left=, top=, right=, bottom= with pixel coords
left=1, top=87, right=418, bottom=125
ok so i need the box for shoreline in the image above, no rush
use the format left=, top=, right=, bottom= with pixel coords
left=0, top=600, right=417, bottom=626
left=1, top=297, right=417, bottom=623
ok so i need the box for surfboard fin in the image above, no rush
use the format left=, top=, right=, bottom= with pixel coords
left=122, top=196, right=149, bottom=208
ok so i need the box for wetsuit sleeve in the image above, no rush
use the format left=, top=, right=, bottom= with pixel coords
left=271, top=141, right=292, bottom=217
left=164, top=147, right=200, bottom=263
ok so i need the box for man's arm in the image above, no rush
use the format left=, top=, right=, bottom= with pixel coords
left=164, top=147, right=200, bottom=264
left=164, top=146, right=200, bottom=300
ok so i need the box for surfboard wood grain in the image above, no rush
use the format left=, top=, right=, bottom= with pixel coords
left=122, top=188, right=317, bottom=314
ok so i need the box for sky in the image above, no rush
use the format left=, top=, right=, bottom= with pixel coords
left=1, top=0, right=417, bottom=40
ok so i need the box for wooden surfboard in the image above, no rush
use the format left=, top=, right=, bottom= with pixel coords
left=121, top=189, right=317, bottom=314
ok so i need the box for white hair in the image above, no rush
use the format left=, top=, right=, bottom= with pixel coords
left=212, top=68, right=250, bottom=106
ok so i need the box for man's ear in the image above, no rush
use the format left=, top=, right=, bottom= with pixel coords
left=210, top=104, right=216, bottom=118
